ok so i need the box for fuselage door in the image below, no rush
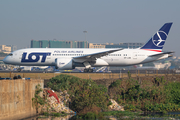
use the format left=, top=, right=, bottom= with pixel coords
left=19, top=51, right=23, bottom=59
left=133, top=52, right=137, bottom=59
left=46, top=53, right=51, bottom=63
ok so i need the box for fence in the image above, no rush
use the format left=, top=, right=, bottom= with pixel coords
left=0, top=70, right=179, bottom=80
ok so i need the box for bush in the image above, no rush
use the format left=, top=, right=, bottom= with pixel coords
left=47, top=74, right=180, bottom=113
left=109, top=79, right=121, bottom=88
left=165, top=82, right=180, bottom=104
left=47, top=74, right=109, bottom=112
left=108, top=74, right=180, bottom=112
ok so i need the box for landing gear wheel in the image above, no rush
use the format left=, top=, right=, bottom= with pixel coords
left=84, top=69, right=93, bottom=73
left=84, top=69, right=88, bottom=73
left=89, top=69, right=93, bottom=73
left=17, top=68, right=21, bottom=72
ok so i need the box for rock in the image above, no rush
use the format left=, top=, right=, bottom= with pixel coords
left=43, top=89, right=75, bottom=114
left=108, top=99, right=124, bottom=111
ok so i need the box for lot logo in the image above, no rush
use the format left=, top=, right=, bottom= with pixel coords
left=21, top=52, right=51, bottom=62
left=152, top=31, right=167, bottom=47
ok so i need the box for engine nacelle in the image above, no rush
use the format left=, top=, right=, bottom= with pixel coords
left=55, top=58, right=74, bottom=70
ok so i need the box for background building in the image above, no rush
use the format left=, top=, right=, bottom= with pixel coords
left=31, top=40, right=88, bottom=48
left=31, top=40, right=143, bottom=49
left=88, top=42, right=144, bottom=49
left=0, top=45, right=17, bottom=54
left=6, top=45, right=17, bottom=52
left=105, top=43, right=144, bottom=49
left=89, top=43, right=106, bottom=48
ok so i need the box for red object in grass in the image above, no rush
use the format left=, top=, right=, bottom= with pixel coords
left=47, top=90, right=60, bottom=103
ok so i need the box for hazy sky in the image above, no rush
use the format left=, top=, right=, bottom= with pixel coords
left=0, top=1, right=180, bottom=56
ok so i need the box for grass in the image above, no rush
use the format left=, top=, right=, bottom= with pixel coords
left=102, top=111, right=140, bottom=117
left=0, top=72, right=176, bottom=80
left=71, top=111, right=141, bottom=120
left=43, top=112, right=69, bottom=117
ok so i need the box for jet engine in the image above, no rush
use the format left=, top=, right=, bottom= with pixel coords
left=55, top=58, right=74, bottom=70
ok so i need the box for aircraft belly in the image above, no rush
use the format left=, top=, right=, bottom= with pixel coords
left=107, top=59, right=121, bottom=65
left=103, top=57, right=145, bottom=66
left=18, top=63, right=53, bottom=66
left=102, top=57, right=130, bottom=66
left=94, top=59, right=109, bottom=66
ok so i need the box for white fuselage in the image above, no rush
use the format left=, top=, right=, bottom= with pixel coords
left=3, top=23, right=173, bottom=71
left=3, top=48, right=168, bottom=68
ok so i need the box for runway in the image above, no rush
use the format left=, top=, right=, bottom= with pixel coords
left=0, top=69, right=176, bottom=74
left=0, top=69, right=177, bottom=80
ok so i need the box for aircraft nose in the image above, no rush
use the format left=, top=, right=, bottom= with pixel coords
left=3, top=56, right=10, bottom=64
left=3, top=57, right=7, bottom=63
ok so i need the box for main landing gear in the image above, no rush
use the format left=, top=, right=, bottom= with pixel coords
left=84, top=68, right=93, bottom=73
left=83, top=62, right=93, bottom=73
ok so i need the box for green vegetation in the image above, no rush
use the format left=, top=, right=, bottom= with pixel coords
left=71, top=111, right=140, bottom=120
left=102, top=111, right=140, bottom=119
left=32, top=84, right=46, bottom=114
left=165, top=82, right=180, bottom=104
left=71, top=112, right=107, bottom=120
left=46, top=73, right=180, bottom=119
left=47, top=74, right=109, bottom=112
left=109, top=76, right=180, bottom=112
left=43, top=112, right=65, bottom=117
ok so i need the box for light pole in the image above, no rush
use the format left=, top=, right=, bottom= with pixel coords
left=83, top=31, right=87, bottom=41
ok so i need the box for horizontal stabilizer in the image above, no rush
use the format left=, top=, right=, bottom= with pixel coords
left=149, top=51, right=174, bottom=57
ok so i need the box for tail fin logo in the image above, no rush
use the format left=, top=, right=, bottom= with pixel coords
left=152, top=31, right=167, bottom=47
left=140, top=23, right=172, bottom=51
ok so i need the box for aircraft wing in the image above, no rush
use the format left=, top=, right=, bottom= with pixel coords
left=149, top=51, right=174, bottom=57
left=73, top=48, right=123, bottom=60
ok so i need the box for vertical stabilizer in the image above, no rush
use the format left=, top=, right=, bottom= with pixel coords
left=140, top=23, right=173, bottom=52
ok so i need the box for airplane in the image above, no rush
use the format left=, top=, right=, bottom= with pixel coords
left=3, top=23, right=174, bottom=73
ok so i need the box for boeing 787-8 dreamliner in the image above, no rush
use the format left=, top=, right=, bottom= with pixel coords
left=3, top=23, right=174, bottom=72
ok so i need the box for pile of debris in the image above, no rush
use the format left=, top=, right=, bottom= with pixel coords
left=42, top=89, right=124, bottom=113
left=43, top=88, right=75, bottom=114
left=108, top=99, right=124, bottom=111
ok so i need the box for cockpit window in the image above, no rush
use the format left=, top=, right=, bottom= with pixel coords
left=8, top=53, right=13, bottom=56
